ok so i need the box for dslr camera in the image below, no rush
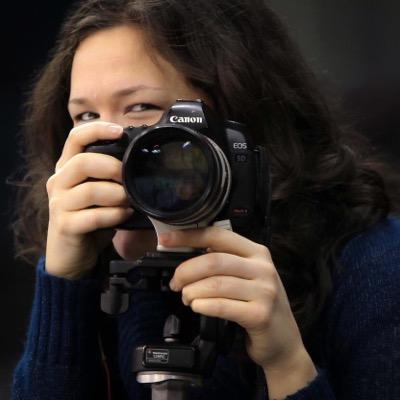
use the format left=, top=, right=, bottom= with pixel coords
left=86, top=99, right=270, bottom=249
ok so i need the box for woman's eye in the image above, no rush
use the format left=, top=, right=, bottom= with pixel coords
left=75, top=111, right=99, bottom=122
left=126, top=103, right=159, bottom=113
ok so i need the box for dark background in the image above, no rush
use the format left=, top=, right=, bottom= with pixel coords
left=0, top=1, right=399, bottom=398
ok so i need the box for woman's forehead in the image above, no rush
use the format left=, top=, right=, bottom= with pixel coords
left=70, top=25, right=185, bottom=96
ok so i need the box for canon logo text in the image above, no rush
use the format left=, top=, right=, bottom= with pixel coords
left=170, top=115, right=203, bottom=123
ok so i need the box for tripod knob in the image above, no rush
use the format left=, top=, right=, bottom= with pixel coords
left=163, top=314, right=181, bottom=342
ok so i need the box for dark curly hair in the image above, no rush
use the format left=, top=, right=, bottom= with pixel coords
left=11, top=0, right=397, bottom=338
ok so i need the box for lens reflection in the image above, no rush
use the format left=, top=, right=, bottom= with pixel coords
left=132, top=140, right=209, bottom=213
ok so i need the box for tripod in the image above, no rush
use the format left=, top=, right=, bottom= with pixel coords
left=101, top=251, right=235, bottom=400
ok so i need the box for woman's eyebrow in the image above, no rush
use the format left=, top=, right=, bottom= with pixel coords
left=68, top=85, right=165, bottom=106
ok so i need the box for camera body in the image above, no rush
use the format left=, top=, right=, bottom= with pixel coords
left=86, top=100, right=269, bottom=245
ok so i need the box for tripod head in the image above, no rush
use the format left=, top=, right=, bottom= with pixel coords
left=101, top=251, right=236, bottom=399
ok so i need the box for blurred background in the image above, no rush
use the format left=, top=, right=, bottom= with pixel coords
left=0, top=0, right=399, bottom=397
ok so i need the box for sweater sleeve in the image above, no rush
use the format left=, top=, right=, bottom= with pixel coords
left=322, top=232, right=400, bottom=400
left=283, top=369, right=335, bottom=399
left=11, top=257, right=106, bottom=400
left=286, top=219, right=400, bottom=400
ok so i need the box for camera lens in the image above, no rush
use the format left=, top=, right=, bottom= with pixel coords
left=130, top=136, right=208, bottom=212
left=122, top=125, right=231, bottom=225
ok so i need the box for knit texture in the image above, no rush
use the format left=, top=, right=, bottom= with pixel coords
left=12, top=217, right=400, bottom=399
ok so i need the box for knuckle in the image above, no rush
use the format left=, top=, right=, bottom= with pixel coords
left=73, top=152, right=87, bottom=167
left=257, top=244, right=271, bottom=259
left=208, top=276, right=223, bottom=292
left=251, top=303, right=271, bottom=327
left=54, top=161, right=62, bottom=172
left=88, top=211, right=101, bottom=230
left=46, top=175, right=56, bottom=194
left=110, top=160, right=122, bottom=181
left=70, top=153, right=90, bottom=174
left=48, top=195, right=61, bottom=213
left=81, top=183, right=94, bottom=205
left=213, top=300, right=225, bottom=318
left=54, top=213, right=69, bottom=234
left=259, top=282, right=278, bottom=301
left=90, top=210, right=106, bottom=230
left=204, top=252, right=221, bottom=273
left=202, top=258, right=214, bottom=276
left=68, top=126, right=81, bottom=142
left=260, top=259, right=276, bottom=278
left=268, top=267, right=280, bottom=288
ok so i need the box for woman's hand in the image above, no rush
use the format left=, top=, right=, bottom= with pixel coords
left=45, top=121, right=133, bottom=279
left=159, top=226, right=317, bottom=397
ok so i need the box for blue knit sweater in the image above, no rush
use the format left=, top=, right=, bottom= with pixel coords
left=12, top=217, right=400, bottom=399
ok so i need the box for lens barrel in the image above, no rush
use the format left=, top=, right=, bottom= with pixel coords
left=122, top=124, right=231, bottom=225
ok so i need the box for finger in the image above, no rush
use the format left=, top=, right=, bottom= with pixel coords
left=189, top=298, right=254, bottom=328
left=190, top=298, right=272, bottom=331
left=56, top=121, right=123, bottom=171
left=170, top=252, right=260, bottom=290
left=52, top=153, right=123, bottom=190
left=181, top=275, right=256, bottom=305
left=58, top=207, right=133, bottom=235
left=56, top=181, right=129, bottom=211
left=160, top=226, right=270, bottom=259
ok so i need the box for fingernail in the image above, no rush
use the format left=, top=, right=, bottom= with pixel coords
left=108, top=125, right=123, bottom=135
left=169, top=279, right=177, bottom=291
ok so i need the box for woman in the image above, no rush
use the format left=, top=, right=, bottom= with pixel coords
left=11, top=0, right=400, bottom=399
